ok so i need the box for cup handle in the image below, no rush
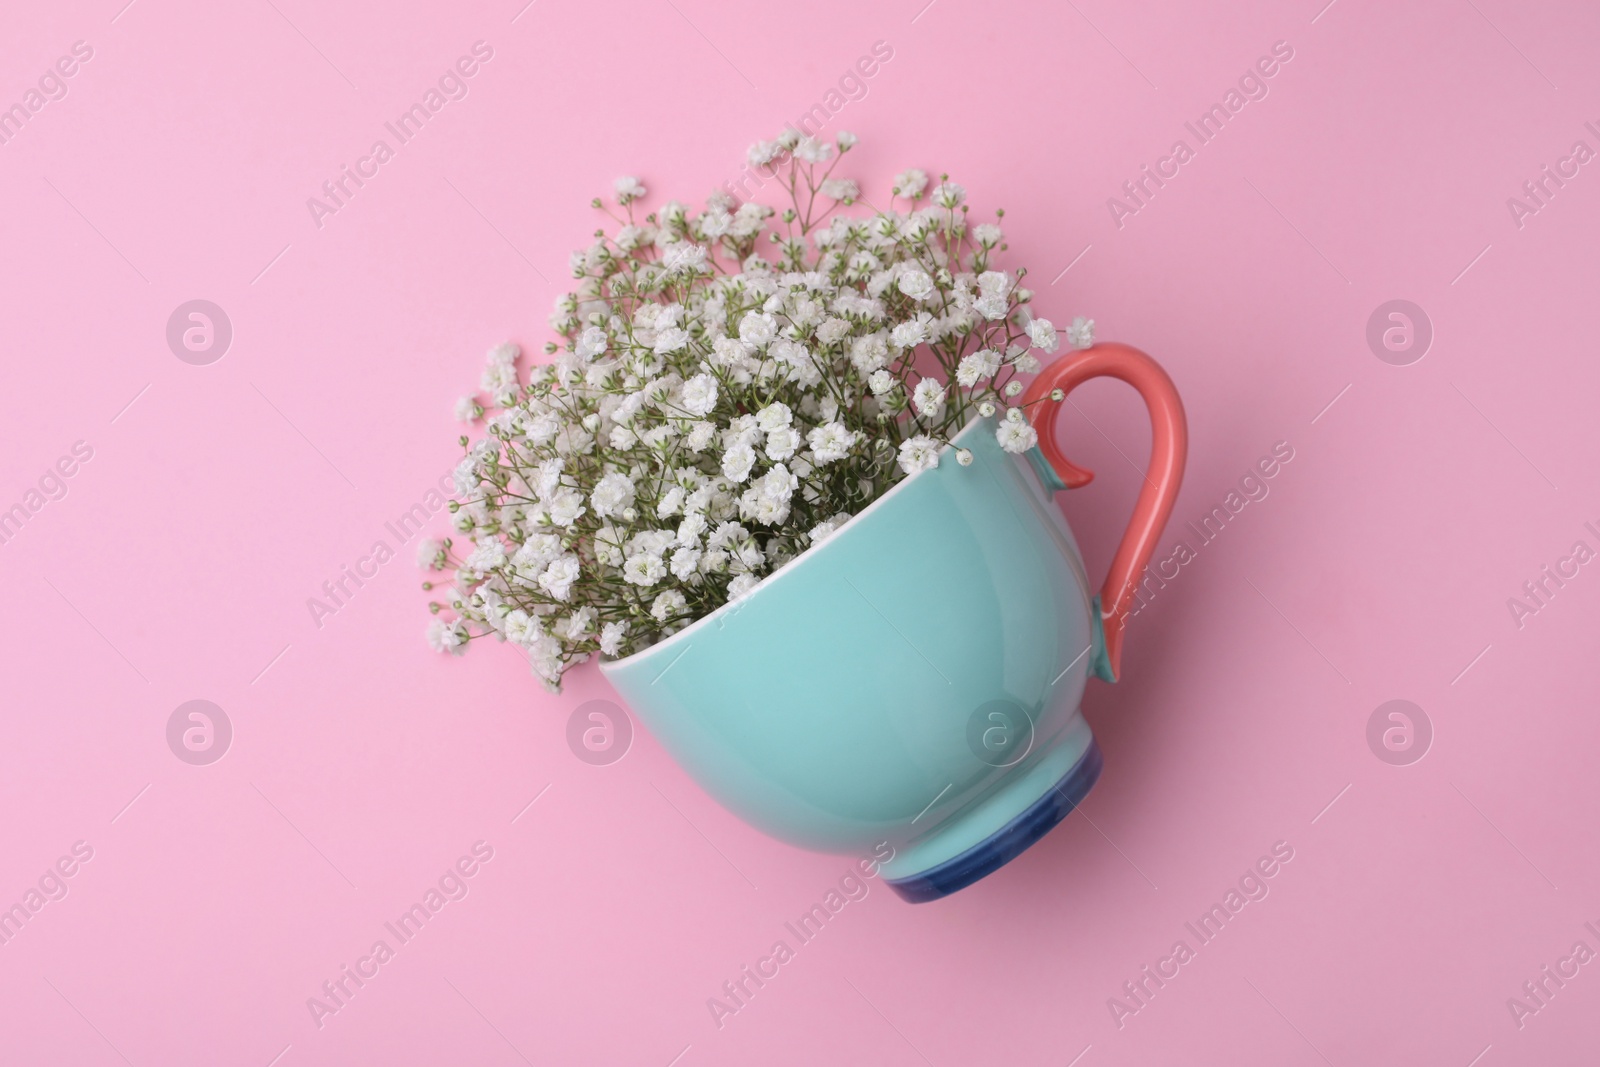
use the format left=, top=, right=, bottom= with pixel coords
left=1021, top=343, right=1188, bottom=683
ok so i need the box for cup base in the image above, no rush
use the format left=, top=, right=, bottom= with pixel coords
left=884, top=740, right=1103, bottom=903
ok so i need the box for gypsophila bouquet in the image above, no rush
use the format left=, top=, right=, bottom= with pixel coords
left=420, top=130, right=1094, bottom=690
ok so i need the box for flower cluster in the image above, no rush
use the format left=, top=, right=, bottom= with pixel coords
left=422, top=131, right=1093, bottom=689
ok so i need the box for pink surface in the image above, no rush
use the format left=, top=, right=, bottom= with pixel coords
left=3, top=0, right=1599, bottom=1063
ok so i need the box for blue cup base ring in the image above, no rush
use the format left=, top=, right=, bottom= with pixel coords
left=885, top=740, right=1104, bottom=903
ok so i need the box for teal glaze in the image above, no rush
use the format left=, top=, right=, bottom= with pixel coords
left=599, top=415, right=1107, bottom=891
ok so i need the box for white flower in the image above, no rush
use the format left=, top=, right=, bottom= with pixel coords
left=614, top=224, right=647, bottom=250
left=756, top=464, right=798, bottom=503
left=558, top=607, right=594, bottom=642
left=756, top=402, right=792, bottom=432
left=957, top=348, right=1001, bottom=387
left=806, top=421, right=857, bottom=462
left=676, top=511, right=708, bottom=546
left=514, top=534, right=562, bottom=573
left=594, top=526, right=625, bottom=567
left=416, top=538, right=444, bottom=570
left=481, top=361, right=516, bottom=393
left=808, top=513, right=851, bottom=543
left=590, top=472, right=635, bottom=519
left=453, top=457, right=481, bottom=494
left=978, top=270, right=1012, bottom=297
left=1068, top=316, right=1095, bottom=349
left=614, top=175, right=646, bottom=203
left=741, top=489, right=790, bottom=525
left=821, top=178, right=859, bottom=201
left=996, top=420, right=1039, bottom=454
left=654, top=327, right=690, bottom=355
left=893, top=168, right=929, bottom=199
left=890, top=313, right=932, bottom=349
left=723, top=414, right=761, bottom=448
left=598, top=621, right=628, bottom=656
left=747, top=140, right=780, bottom=167
left=466, top=538, right=506, bottom=571
left=504, top=610, right=539, bottom=647
left=738, top=311, right=778, bottom=347
left=669, top=545, right=702, bottom=582
left=897, top=269, right=935, bottom=301
left=575, top=326, right=608, bottom=360
left=528, top=634, right=565, bottom=687
left=682, top=374, right=719, bottom=416
left=623, top=553, right=666, bottom=586
left=419, top=133, right=1093, bottom=691
left=662, top=242, right=708, bottom=274
left=975, top=293, right=1008, bottom=320
left=898, top=435, right=941, bottom=475
left=539, top=555, right=581, bottom=600
left=427, top=618, right=468, bottom=655
left=816, top=317, right=850, bottom=345
left=721, top=443, right=757, bottom=483
left=794, top=137, right=832, bottom=163
left=764, top=425, right=799, bottom=461
left=707, top=520, right=747, bottom=550
left=651, top=589, right=688, bottom=623
left=657, top=485, right=685, bottom=518
left=547, top=488, right=586, bottom=527
left=686, top=421, right=716, bottom=451
left=1028, top=317, right=1059, bottom=353
left=848, top=333, right=889, bottom=374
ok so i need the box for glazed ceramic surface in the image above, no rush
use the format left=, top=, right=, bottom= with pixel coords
left=602, top=417, right=1102, bottom=890
left=601, top=344, right=1186, bottom=900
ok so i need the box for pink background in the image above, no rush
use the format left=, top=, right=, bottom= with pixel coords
left=3, top=0, right=1599, bottom=1063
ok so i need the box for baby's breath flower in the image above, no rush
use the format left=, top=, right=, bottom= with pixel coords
left=422, top=134, right=1091, bottom=687
left=897, top=269, right=935, bottom=301
left=897, top=435, right=940, bottom=475
left=1028, top=317, right=1059, bottom=353
left=427, top=618, right=469, bottom=655
left=912, top=378, right=946, bottom=419
left=996, top=420, right=1039, bottom=454
left=598, top=621, right=629, bottom=656
left=651, top=589, right=688, bottom=622
left=821, top=178, right=859, bottom=201
left=1068, top=316, right=1095, bottom=349
left=614, top=176, right=646, bottom=204
left=623, top=553, right=666, bottom=587
left=892, top=168, right=929, bottom=199
left=721, top=444, right=757, bottom=483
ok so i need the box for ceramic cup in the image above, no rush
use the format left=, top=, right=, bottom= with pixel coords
left=601, top=343, right=1186, bottom=901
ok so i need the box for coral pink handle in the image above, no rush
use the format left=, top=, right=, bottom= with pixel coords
left=1022, top=343, right=1188, bottom=682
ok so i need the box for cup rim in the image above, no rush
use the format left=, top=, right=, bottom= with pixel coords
left=599, top=414, right=994, bottom=674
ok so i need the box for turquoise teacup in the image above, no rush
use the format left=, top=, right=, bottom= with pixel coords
left=601, top=344, right=1187, bottom=901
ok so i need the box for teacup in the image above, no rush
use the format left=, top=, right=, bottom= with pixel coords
left=601, top=344, right=1186, bottom=901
